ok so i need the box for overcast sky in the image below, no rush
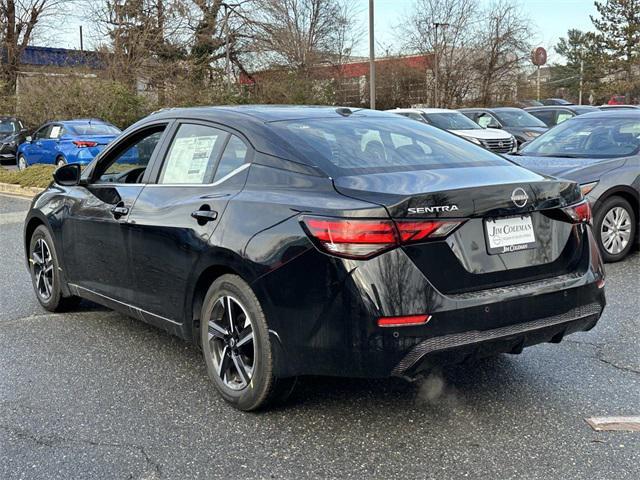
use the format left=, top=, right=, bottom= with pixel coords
left=55, top=0, right=597, bottom=64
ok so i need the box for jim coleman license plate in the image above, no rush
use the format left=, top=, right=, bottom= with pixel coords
left=484, top=215, right=537, bottom=254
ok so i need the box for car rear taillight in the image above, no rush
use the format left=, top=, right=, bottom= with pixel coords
left=563, top=200, right=592, bottom=224
left=73, top=140, right=98, bottom=148
left=301, top=216, right=464, bottom=259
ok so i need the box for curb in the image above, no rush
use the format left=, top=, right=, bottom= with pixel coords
left=0, top=182, right=43, bottom=199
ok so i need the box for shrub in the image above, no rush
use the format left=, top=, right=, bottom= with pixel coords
left=0, top=164, right=55, bottom=188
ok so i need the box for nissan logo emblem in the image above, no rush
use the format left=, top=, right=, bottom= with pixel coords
left=511, top=187, right=529, bottom=208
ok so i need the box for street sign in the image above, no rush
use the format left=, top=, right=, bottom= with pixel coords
left=531, top=47, right=547, bottom=66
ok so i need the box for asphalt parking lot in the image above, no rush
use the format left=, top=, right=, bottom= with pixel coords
left=1, top=193, right=639, bottom=480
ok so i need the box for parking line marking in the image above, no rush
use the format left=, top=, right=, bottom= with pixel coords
left=586, top=416, right=640, bottom=432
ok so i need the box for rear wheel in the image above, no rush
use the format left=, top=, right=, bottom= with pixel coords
left=200, top=274, right=295, bottom=411
left=594, top=196, right=636, bottom=262
left=55, top=156, right=66, bottom=168
left=29, top=225, right=80, bottom=312
left=17, top=154, right=27, bottom=170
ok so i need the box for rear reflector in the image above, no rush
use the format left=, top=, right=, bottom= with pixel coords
left=73, top=140, right=98, bottom=148
left=301, top=216, right=464, bottom=259
left=563, top=200, right=592, bottom=224
left=378, top=314, right=431, bottom=328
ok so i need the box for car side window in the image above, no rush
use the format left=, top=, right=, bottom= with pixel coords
left=213, top=135, right=248, bottom=182
left=477, top=113, right=499, bottom=128
left=34, top=126, right=51, bottom=140
left=95, top=127, right=166, bottom=184
left=159, top=124, right=227, bottom=184
left=49, top=125, right=63, bottom=139
left=556, top=111, right=574, bottom=124
left=531, top=110, right=555, bottom=126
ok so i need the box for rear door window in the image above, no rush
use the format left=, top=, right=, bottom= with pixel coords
left=159, top=124, right=227, bottom=184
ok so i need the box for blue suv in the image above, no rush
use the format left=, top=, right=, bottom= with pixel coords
left=17, top=119, right=121, bottom=170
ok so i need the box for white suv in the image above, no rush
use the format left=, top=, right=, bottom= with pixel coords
left=389, top=107, right=517, bottom=154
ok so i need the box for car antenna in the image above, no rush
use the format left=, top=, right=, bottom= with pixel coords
left=335, top=107, right=353, bottom=117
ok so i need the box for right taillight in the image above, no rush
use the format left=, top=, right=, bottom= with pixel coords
left=562, top=199, right=592, bottom=224
left=300, top=216, right=464, bottom=259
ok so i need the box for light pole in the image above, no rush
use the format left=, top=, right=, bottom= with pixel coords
left=433, top=22, right=449, bottom=108
left=369, top=0, right=376, bottom=109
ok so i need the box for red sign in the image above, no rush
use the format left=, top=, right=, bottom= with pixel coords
left=531, top=47, right=547, bottom=66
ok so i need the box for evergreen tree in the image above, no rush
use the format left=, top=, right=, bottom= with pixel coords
left=591, top=0, right=640, bottom=100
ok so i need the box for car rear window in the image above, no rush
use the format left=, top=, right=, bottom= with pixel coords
left=269, top=116, right=511, bottom=176
left=67, top=123, right=121, bottom=136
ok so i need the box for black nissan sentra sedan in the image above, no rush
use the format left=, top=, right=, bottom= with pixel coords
left=24, top=106, right=606, bottom=410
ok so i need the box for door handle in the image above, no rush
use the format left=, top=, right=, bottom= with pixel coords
left=191, top=209, right=218, bottom=223
left=111, top=205, right=129, bottom=218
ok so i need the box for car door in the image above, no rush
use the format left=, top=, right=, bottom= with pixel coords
left=60, top=122, right=171, bottom=303
left=39, top=123, right=63, bottom=163
left=126, top=121, right=252, bottom=323
left=24, top=125, right=51, bottom=164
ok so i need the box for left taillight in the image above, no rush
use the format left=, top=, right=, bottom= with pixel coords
left=300, top=216, right=463, bottom=259
left=562, top=199, right=592, bottom=224
left=73, top=140, right=98, bottom=148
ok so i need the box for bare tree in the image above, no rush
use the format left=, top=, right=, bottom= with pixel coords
left=0, top=0, right=62, bottom=94
left=474, top=0, right=532, bottom=105
left=249, top=0, right=361, bottom=70
left=399, top=0, right=480, bottom=108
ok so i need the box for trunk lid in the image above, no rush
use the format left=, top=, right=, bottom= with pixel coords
left=333, top=165, right=586, bottom=294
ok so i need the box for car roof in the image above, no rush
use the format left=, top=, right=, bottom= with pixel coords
left=524, top=105, right=596, bottom=111
left=150, top=105, right=397, bottom=124
left=569, top=109, right=640, bottom=120
left=389, top=107, right=457, bottom=114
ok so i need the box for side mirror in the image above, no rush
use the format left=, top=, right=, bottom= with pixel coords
left=487, top=123, right=501, bottom=129
left=25, top=135, right=32, bottom=142
left=53, top=163, right=82, bottom=186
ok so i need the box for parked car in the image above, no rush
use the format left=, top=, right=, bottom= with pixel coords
left=542, top=98, right=573, bottom=106
left=0, top=116, right=28, bottom=165
left=459, top=107, right=548, bottom=147
left=508, top=110, right=639, bottom=262
left=525, top=105, right=600, bottom=128
left=599, top=104, right=640, bottom=111
left=607, top=95, right=627, bottom=105
left=516, top=99, right=543, bottom=108
left=389, top=107, right=517, bottom=153
left=25, top=106, right=605, bottom=410
left=17, top=119, right=121, bottom=170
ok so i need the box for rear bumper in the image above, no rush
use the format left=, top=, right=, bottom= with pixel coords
left=392, top=302, right=602, bottom=378
left=256, top=224, right=606, bottom=379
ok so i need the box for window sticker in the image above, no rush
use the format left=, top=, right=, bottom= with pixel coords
left=162, top=134, right=219, bottom=184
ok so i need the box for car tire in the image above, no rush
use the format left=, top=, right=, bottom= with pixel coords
left=594, top=196, right=636, bottom=262
left=200, top=274, right=295, bottom=411
left=17, top=154, right=27, bottom=170
left=56, top=157, right=66, bottom=168
left=29, top=225, right=80, bottom=312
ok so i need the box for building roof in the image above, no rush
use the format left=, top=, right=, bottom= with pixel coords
left=15, top=46, right=104, bottom=69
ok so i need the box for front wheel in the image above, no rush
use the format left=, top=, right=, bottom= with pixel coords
left=55, top=157, right=66, bottom=168
left=594, top=196, right=636, bottom=262
left=17, top=154, right=27, bottom=170
left=200, top=274, right=295, bottom=411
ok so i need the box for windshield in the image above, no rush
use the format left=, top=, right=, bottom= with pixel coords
left=0, top=120, right=18, bottom=134
left=270, top=116, right=512, bottom=176
left=494, top=110, right=547, bottom=128
left=67, top=122, right=121, bottom=136
left=423, top=112, right=482, bottom=130
left=520, top=117, right=640, bottom=158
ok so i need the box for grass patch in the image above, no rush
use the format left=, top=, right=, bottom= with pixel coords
left=0, top=164, right=55, bottom=188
